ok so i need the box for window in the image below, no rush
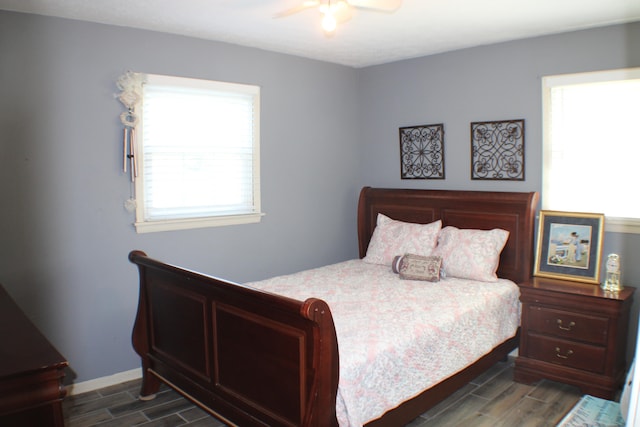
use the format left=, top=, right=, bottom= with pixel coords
left=134, top=74, right=261, bottom=233
left=542, top=68, right=640, bottom=234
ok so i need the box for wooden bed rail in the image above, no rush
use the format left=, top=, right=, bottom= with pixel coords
left=129, top=250, right=340, bottom=427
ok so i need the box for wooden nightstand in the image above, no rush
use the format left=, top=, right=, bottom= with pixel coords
left=514, top=277, right=635, bottom=399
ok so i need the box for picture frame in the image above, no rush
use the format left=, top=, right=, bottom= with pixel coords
left=470, top=119, right=524, bottom=181
left=534, top=210, right=605, bottom=284
left=399, top=124, right=445, bottom=179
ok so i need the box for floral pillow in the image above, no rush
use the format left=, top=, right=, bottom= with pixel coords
left=363, top=214, right=442, bottom=266
left=433, top=226, right=510, bottom=282
left=392, top=254, right=442, bottom=282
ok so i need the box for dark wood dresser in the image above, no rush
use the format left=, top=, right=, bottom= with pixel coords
left=0, top=283, right=68, bottom=426
left=515, top=277, right=635, bottom=399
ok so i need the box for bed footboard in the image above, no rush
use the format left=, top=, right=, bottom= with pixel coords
left=129, top=250, right=340, bottom=427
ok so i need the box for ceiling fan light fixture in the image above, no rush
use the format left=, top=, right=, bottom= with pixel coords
left=321, top=10, right=337, bottom=32
left=275, top=0, right=402, bottom=35
left=318, top=0, right=348, bottom=15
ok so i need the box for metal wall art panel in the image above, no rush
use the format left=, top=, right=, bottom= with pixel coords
left=471, top=119, right=525, bottom=181
left=399, top=124, right=445, bottom=179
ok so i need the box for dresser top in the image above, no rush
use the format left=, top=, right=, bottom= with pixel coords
left=0, top=284, right=67, bottom=379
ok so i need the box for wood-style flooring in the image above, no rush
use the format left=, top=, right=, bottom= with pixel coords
left=63, top=357, right=583, bottom=427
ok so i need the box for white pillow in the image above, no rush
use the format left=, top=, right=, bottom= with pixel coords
left=433, top=226, right=509, bottom=282
left=363, top=214, right=441, bottom=265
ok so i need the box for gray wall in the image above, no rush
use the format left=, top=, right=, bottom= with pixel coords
left=0, top=11, right=360, bottom=383
left=357, top=22, right=640, bottom=359
left=357, top=23, right=640, bottom=279
left=358, top=22, right=640, bottom=282
left=1, top=9, right=639, bottom=385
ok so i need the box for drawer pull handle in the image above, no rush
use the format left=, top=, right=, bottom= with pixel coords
left=555, top=347, right=574, bottom=359
left=557, top=319, right=576, bottom=331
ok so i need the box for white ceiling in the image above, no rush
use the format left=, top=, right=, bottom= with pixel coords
left=1, top=0, right=639, bottom=68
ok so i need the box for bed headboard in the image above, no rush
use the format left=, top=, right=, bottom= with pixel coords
left=357, top=187, right=539, bottom=284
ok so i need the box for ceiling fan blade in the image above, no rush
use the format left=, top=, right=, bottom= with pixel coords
left=274, top=1, right=320, bottom=18
left=347, top=0, right=402, bottom=12
left=324, top=1, right=353, bottom=23
left=334, top=5, right=353, bottom=23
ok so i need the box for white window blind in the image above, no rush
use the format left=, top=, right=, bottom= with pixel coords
left=542, top=68, right=640, bottom=233
left=135, top=74, right=261, bottom=232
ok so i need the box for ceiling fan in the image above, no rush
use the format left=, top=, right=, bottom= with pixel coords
left=274, top=0, right=402, bottom=34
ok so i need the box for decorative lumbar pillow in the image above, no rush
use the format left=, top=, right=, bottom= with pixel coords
left=433, top=226, right=510, bottom=282
left=363, top=214, right=442, bottom=266
left=392, top=254, right=442, bottom=282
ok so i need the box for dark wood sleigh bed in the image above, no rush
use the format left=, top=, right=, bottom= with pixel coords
left=129, top=187, right=539, bottom=427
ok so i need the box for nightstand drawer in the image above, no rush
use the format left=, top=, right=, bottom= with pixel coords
left=527, top=333, right=606, bottom=373
left=527, top=305, right=608, bottom=345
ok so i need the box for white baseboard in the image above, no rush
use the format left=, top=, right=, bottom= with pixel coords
left=66, top=368, right=142, bottom=396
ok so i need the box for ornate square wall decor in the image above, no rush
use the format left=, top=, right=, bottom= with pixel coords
left=399, top=124, right=445, bottom=179
left=471, top=119, right=525, bottom=180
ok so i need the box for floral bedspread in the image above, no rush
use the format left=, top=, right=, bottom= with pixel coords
left=247, top=260, right=520, bottom=426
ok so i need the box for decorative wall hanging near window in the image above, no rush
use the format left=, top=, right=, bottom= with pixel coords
left=115, top=71, right=146, bottom=182
left=399, top=124, right=445, bottom=179
left=470, top=119, right=524, bottom=181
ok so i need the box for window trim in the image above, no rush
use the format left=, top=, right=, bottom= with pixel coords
left=132, top=74, right=262, bottom=233
left=603, top=217, right=640, bottom=235
left=542, top=68, right=640, bottom=235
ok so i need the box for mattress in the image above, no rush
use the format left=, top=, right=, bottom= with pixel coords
left=248, top=259, right=520, bottom=426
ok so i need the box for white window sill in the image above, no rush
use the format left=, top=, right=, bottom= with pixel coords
left=605, top=217, right=640, bottom=235
left=134, top=212, right=265, bottom=233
